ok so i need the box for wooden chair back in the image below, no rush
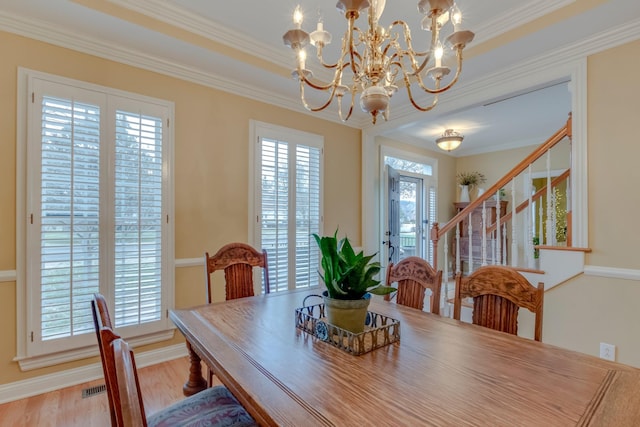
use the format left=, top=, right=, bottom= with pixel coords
left=453, top=266, right=544, bottom=341
left=110, top=336, right=148, bottom=427
left=205, top=242, right=270, bottom=303
left=91, top=293, right=117, bottom=426
left=385, top=256, right=442, bottom=315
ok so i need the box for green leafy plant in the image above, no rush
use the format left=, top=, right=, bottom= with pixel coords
left=312, top=229, right=396, bottom=300
left=456, top=171, right=486, bottom=189
left=533, top=236, right=540, bottom=259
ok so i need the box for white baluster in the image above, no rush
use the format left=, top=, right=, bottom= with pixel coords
left=551, top=189, right=557, bottom=246
left=510, top=179, right=517, bottom=266
left=481, top=201, right=487, bottom=266
left=546, top=151, right=553, bottom=245
left=526, top=165, right=534, bottom=268
left=443, top=230, right=449, bottom=316
left=495, top=190, right=501, bottom=266
left=467, top=212, right=472, bottom=273
left=502, top=223, right=508, bottom=265
left=455, top=222, right=461, bottom=274
left=538, top=199, right=544, bottom=245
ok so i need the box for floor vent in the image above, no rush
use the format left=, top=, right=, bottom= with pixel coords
left=81, top=384, right=107, bottom=398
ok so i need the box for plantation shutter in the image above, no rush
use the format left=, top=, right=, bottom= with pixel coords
left=260, top=138, right=290, bottom=292
left=25, top=71, right=173, bottom=359
left=113, top=110, right=163, bottom=327
left=39, top=95, right=101, bottom=341
left=294, top=145, right=321, bottom=287
left=255, top=123, right=323, bottom=293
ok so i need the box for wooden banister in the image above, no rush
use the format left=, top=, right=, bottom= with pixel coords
left=437, top=114, right=571, bottom=239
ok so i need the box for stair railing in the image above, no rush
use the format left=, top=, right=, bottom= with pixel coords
left=431, top=114, right=572, bottom=309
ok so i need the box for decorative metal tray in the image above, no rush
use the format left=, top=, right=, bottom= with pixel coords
left=295, top=302, right=400, bottom=356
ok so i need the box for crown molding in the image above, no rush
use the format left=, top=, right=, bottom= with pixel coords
left=107, top=0, right=292, bottom=67
left=0, top=11, right=354, bottom=128
left=3, top=10, right=639, bottom=133
left=473, top=0, right=576, bottom=46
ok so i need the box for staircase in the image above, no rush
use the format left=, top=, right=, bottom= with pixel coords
left=431, top=114, right=590, bottom=299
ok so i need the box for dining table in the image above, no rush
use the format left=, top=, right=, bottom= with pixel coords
left=170, top=288, right=640, bottom=426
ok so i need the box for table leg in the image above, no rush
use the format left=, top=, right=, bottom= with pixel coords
left=183, top=341, right=208, bottom=396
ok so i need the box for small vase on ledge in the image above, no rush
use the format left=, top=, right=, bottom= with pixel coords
left=459, top=185, right=470, bottom=202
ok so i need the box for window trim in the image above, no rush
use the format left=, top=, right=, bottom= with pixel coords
left=16, top=68, right=175, bottom=368
left=248, top=120, right=324, bottom=293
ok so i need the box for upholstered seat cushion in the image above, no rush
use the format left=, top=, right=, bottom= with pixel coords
left=148, top=385, right=257, bottom=427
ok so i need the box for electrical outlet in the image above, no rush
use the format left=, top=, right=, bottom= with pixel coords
left=599, top=342, right=616, bottom=361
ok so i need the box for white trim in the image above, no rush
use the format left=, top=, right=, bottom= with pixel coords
left=175, top=257, right=204, bottom=268
left=0, top=270, right=16, bottom=282
left=473, top=0, right=576, bottom=46
left=569, top=60, right=588, bottom=248
left=0, top=11, right=347, bottom=128
left=107, top=0, right=291, bottom=71
left=0, top=343, right=186, bottom=404
left=15, top=330, right=175, bottom=371
left=584, top=265, right=640, bottom=281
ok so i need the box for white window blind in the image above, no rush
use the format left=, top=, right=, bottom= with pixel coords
left=114, top=110, right=163, bottom=327
left=24, top=71, right=174, bottom=358
left=252, top=122, right=323, bottom=293
left=40, top=96, right=101, bottom=341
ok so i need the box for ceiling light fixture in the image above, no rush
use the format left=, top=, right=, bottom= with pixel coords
left=436, top=129, right=464, bottom=151
left=282, top=0, right=474, bottom=124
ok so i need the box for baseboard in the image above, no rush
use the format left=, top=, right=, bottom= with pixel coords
left=0, top=343, right=187, bottom=404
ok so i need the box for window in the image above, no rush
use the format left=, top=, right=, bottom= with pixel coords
left=20, top=70, right=174, bottom=361
left=250, top=121, right=323, bottom=293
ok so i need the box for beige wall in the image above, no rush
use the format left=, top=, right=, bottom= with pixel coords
left=0, top=31, right=361, bottom=385
left=542, top=39, right=640, bottom=367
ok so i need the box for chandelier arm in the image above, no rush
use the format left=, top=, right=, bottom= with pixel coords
left=315, top=44, right=341, bottom=70
left=297, top=63, right=348, bottom=91
left=337, top=91, right=355, bottom=122
left=298, top=79, right=338, bottom=112
left=315, top=26, right=361, bottom=70
left=403, top=74, right=440, bottom=112
left=347, top=15, right=359, bottom=75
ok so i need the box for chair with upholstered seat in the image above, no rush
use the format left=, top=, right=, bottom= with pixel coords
left=205, top=242, right=270, bottom=303
left=91, top=293, right=256, bottom=427
left=385, top=256, right=443, bottom=314
left=453, top=265, right=544, bottom=341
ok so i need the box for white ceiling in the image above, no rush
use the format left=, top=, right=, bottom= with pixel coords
left=1, top=0, right=639, bottom=156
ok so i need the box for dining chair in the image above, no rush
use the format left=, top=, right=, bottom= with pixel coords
left=205, top=242, right=270, bottom=303
left=91, top=293, right=117, bottom=427
left=204, top=242, right=269, bottom=386
left=91, top=293, right=256, bottom=427
left=384, top=256, right=443, bottom=314
left=453, top=265, right=544, bottom=341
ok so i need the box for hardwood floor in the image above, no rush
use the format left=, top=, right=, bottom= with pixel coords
left=0, top=356, right=198, bottom=426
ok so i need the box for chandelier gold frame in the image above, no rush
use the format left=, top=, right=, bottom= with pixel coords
left=283, top=0, right=474, bottom=124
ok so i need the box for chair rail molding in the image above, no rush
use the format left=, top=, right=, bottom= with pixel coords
left=584, top=265, right=640, bottom=282
left=0, top=270, right=17, bottom=283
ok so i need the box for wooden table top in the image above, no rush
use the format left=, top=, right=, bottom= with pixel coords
left=170, top=288, right=640, bottom=426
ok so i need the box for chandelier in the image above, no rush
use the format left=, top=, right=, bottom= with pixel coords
left=282, top=0, right=474, bottom=124
left=436, top=129, right=464, bottom=151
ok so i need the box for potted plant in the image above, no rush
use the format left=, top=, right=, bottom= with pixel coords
left=312, top=229, right=396, bottom=333
left=457, top=171, right=486, bottom=202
